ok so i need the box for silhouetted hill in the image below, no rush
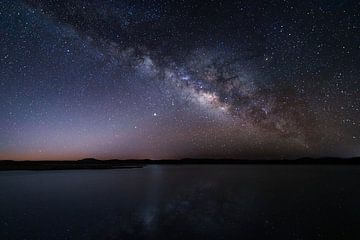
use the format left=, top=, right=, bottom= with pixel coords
left=78, top=158, right=103, bottom=163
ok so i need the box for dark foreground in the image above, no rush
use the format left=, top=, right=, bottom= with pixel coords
left=1, top=164, right=360, bottom=240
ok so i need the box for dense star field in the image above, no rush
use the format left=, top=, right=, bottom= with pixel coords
left=0, top=0, right=359, bottom=160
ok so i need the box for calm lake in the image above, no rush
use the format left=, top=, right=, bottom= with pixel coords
left=0, top=165, right=359, bottom=240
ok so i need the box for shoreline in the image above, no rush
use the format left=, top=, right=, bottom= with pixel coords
left=0, top=157, right=359, bottom=171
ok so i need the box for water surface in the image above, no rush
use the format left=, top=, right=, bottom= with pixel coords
left=0, top=165, right=359, bottom=239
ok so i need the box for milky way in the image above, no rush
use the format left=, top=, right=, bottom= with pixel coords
left=0, top=0, right=359, bottom=160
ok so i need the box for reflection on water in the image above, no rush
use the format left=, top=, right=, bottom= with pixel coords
left=0, top=165, right=359, bottom=239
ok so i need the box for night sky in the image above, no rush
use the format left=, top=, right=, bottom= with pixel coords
left=0, top=0, right=359, bottom=160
